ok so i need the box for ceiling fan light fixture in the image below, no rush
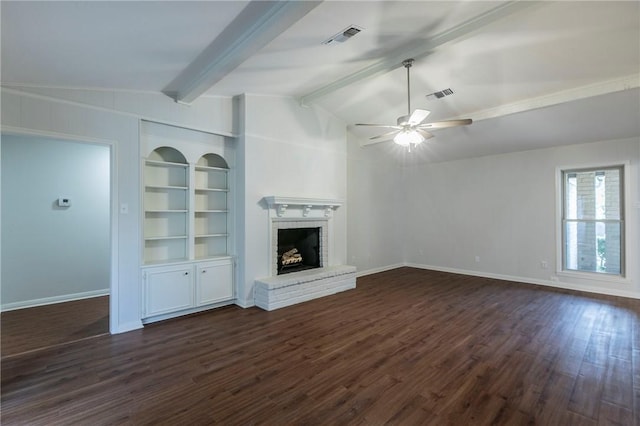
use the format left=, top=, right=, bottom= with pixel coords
left=394, top=129, right=425, bottom=147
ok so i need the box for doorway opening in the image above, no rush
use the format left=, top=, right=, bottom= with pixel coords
left=1, top=132, right=112, bottom=356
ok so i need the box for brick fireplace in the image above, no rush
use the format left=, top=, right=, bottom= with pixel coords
left=255, top=196, right=356, bottom=310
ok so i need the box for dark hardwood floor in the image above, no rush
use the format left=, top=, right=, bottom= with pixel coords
left=2, top=268, right=639, bottom=425
left=1, top=296, right=109, bottom=357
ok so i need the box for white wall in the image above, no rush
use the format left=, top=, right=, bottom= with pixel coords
left=399, top=138, right=639, bottom=298
left=1, top=135, right=110, bottom=308
left=346, top=132, right=405, bottom=275
left=1, top=86, right=234, bottom=333
left=237, top=95, right=348, bottom=306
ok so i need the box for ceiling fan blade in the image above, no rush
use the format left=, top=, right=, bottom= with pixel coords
left=355, top=123, right=402, bottom=129
left=418, top=129, right=434, bottom=140
left=369, top=130, right=400, bottom=140
left=408, top=109, right=431, bottom=125
left=418, top=118, right=473, bottom=129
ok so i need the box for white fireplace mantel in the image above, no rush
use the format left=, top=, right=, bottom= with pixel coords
left=263, top=196, right=343, bottom=218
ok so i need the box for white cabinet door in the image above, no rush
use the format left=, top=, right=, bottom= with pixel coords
left=144, top=265, right=194, bottom=317
left=196, top=260, right=233, bottom=306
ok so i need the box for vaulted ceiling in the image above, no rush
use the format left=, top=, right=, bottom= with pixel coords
left=2, top=1, right=639, bottom=162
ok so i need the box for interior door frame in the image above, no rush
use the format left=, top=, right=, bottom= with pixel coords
left=1, top=126, right=118, bottom=333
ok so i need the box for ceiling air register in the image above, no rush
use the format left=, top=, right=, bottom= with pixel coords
left=322, top=25, right=362, bottom=45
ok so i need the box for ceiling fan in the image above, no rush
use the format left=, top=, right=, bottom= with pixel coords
left=355, top=58, right=472, bottom=150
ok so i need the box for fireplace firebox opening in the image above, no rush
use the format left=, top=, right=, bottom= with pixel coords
left=277, top=227, right=321, bottom=275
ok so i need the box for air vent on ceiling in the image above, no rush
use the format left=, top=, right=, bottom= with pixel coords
left=322, top=25, right=362, bottom=45
left=426, top=88, right=454, bottom=100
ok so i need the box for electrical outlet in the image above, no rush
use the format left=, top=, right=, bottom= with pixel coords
left=475, top=256, right=480, bottom=263
left=540, top=260, right=548, bottom=269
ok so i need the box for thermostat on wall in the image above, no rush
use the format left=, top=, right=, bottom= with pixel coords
left=58, top=197, right=71, bottom=207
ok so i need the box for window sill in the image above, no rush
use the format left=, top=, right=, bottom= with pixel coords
left=556, top=270, right=630, bottom=285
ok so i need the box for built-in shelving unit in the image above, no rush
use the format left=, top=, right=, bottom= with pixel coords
left=140, top=122, right=235, bottom=323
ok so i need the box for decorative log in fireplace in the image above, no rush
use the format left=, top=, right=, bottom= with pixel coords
left=281, top=248, right=303, bottom=266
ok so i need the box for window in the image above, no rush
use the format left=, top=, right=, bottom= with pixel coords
left=561, top=166, right=624, bottom=276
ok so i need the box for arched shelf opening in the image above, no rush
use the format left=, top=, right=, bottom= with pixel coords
left=197, top=153, right=228, bottom=169
left=148, top=146, right=187, bottom=164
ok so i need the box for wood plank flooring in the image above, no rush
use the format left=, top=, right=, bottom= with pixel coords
left=1, top=296, right=109, bottom=357
left=2, top=268, right=639, bottom=425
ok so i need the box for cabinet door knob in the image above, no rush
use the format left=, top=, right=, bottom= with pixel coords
left=202, top=270, right=207, bottom=273
left=184, top=272, right=189, bottom=276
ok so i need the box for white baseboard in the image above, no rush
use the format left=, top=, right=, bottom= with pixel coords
left=112, top=320, right=143, bottom=334
left=1, top=289, right=110, bottom=312
left=404, top=263, right=640, bottom=300
left=142, top=300, right=235, bottom=325
left=356, top=263, right=404, bottom=278
left=235, top=298, right=255, bottom=308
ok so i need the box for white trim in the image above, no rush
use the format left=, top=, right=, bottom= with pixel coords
left=264, top=196, right=343, bottom=207
left=142, top=300, right=235, bottom=324
left=2, top=125, right=114, bottom=147
left=109, top=134, right=122, bottom=334
left=234, top=298, right=255, bottom=308
left=1, top=289, right=110, bottom=312
left=405, top=263, right=640, bottom=300
left=0, top=87, right=236, bottom=138
left=115, top=321, right=145, bottom=334
left=555, top=270, right=631, bottom=285
left=1, top=82, right=235, bottom=100
left=356, top=263, right=404, bottom=278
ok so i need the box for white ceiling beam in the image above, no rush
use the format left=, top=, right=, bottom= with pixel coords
left=164, top=0, right=321, bottom=104
left=298, top=1, right=538, bottom=106
left=454, top=73, right=640, bottom=122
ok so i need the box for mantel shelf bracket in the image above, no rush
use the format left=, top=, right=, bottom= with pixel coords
left=325, top=206, right=336, bottom=218
left=303, top=205, right=313, bottom=217
left=276, top=204, right=289, bottom=217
